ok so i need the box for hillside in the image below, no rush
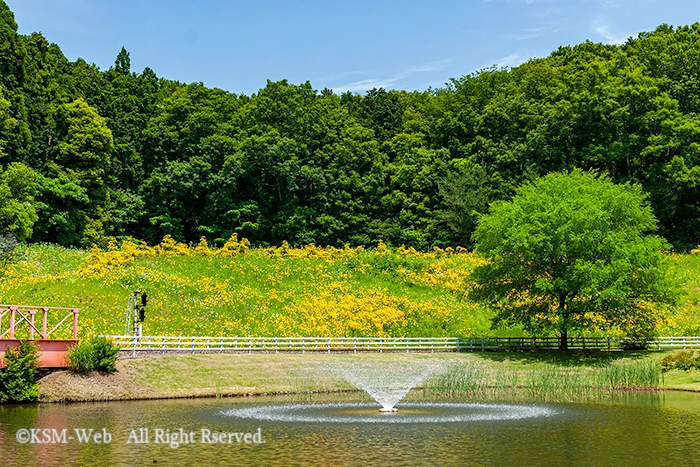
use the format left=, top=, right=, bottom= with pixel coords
left=2, top=240, right=699, bottom=338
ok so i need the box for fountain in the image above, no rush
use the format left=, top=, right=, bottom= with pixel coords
left=223, top=359, right=560, bottom=423
left=330, top=360, right=438, bottom=412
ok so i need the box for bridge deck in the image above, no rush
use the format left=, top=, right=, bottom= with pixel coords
left=0, top=339, right=77, bottom=368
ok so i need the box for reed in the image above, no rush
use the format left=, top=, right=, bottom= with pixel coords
left=424, top=362, right=494, bottom=397
left=421, top=359, right=662, bottom=403
left=594, top=359, right=661, bottom=389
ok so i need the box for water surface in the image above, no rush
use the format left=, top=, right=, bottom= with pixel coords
left=1, top=392, right=699, bottom=466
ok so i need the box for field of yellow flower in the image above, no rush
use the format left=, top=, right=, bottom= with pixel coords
left=1, top=236, right=699, bottom=339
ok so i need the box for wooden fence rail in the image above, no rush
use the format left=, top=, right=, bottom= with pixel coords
left=104, top=335, right=700, bottom=356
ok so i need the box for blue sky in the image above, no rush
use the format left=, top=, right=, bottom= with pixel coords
left=6, top=0, right=700, bottom=95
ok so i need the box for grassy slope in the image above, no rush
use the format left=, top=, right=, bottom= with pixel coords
left=1, top=243, right=700, bottom=339
left=1, top=243, right=491, bottom=338
left=37, top=351, right=700, bottom=402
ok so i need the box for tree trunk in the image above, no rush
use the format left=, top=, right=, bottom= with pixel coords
left=559, top=328, right=568, bottom=351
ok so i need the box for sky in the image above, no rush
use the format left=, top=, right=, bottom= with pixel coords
left=5, top=0, right=700, bottom=96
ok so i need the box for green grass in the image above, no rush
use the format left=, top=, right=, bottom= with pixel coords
left=38, top=351, right=700, bottom=403
left=422, top=353, right=665, bottom=402
left=0, top=243, right=494, bottom=338
left=2, top=243, right=700, bottom=339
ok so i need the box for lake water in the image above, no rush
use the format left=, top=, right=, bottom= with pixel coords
left=1, top=391, right=699, bottom=466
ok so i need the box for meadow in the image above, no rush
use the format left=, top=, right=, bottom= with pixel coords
left=1, top=235, right=700, bottom=339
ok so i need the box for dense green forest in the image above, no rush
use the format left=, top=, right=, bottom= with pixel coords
left=1, top=1, right=700, bottom=250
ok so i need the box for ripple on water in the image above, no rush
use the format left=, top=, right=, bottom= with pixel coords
left=221, top=402, right=561, bottom=424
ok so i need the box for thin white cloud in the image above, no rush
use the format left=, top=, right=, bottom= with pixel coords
left=331, top=60, right=452, bottom=93
left=592, top=20, right=629, bottom=44
left=494, top=53, right=525, bottom=69
left=333, top=78, right=401, bottom=93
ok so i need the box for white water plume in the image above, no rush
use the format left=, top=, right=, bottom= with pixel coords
left=330, top=360, right=441, bottom=411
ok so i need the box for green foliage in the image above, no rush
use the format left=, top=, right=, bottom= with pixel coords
left=67, top=336, right=119, bottom=374
left=595, top=360, right=660, bottom=388
left=659, top=350, right=700, bottom=372
left=425, top=358, right=661, bottom=402
left=1, top=0, right=700, bottom=252
left=114, top=46, right=130, bottom=75
left=34, top=98, right=113, bottom=247
left=470, top=169, right=680, bottom=350
left=0, top=340, right=40, bottom=403
left=438, top=161, right=491, bottom=247
left=0, top=162, right=38, bottom=241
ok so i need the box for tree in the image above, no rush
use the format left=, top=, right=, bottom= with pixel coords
left=469, top=169, right=678, bottom=350
left=0, top=162, right=38, bottom=241
left=0, top=0, right=25, bottom=90
left=114, top=46, right=130, bottom=75
left=0, top=340, right=40, bottom=403
left=439, top=160, right=492, bottom=247
left=32, top=98, right=113, bottom=246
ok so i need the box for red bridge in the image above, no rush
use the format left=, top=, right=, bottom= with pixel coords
left=0, top=305, right=80, bottom=368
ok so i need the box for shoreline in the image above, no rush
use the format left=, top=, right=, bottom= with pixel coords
left=31, top=352, right=700, bottom=404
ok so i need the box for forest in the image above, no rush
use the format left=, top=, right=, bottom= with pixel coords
left=1, top=1, right=700, bottom=251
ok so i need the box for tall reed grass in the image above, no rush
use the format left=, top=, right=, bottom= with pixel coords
left=422, top=359, right=662, bottom=402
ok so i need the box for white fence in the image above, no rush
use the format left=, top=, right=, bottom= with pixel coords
left=104, top=335, right=700, bottom=356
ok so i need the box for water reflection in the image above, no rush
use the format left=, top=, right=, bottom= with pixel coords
left=0, top=391, right=698, bottom=466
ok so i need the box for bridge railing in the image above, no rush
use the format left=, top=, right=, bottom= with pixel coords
left=0, top=305, right=79, bottom=341
left=104, top=335, right=700, bottom=355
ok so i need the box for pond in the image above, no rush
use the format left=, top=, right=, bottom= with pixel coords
left=1, top=391, right=699, bottom=466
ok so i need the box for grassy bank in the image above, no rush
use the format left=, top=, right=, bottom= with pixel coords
left=3, top=240, right=700, bottom=339
left=37, top=351, right=700, bottom=403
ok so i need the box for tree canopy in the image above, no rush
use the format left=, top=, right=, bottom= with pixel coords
left=0, top=0, right=699, bottom=251
left=469, top=169, right=679, bottom=349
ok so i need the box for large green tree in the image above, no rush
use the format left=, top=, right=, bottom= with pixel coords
left=470, top=169, right=678, bottom=350
left=0, top=162, right=38, bottom=241
left=34, top=98, right=113, bottom=246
